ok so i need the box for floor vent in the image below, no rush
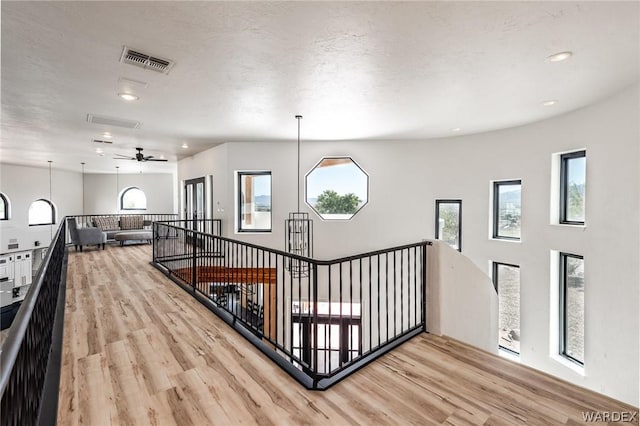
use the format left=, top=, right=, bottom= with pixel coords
left=120, top=46, right=174, bottom=74
left=86, top=114, right=141, bottom=129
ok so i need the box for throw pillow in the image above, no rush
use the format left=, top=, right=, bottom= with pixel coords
left=120, top=215, right=144, bottom=230
left=93, top=216, right=119, bottom=231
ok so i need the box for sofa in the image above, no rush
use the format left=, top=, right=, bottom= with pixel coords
left=92, top=215, right=151, bottom=241
left=68, top=217, right=107, bottom=251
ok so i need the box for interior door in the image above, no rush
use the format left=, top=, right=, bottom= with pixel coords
left=184, top=177, right=205, bottom=231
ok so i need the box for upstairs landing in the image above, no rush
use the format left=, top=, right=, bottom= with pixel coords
left=58, top=245, right=637, bottom=425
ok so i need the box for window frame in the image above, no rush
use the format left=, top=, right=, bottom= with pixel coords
left=28, top=198, right=56, bottom=226
left=304, top=156, right=370, bottom=221
left=120, top=186, right=147, bottom=211
left=237, top=171, right=272, bottom=233
left=559, top=150, right=586, bottom=225
left=559, top=252, right=585, bottom=366
left=492, top=180, right=522, bottom=241
left=0, top=193, right=9, bottom=221
left=492, top=261, right=521, bottom=355
left=435, top=199, right=462, bottom=252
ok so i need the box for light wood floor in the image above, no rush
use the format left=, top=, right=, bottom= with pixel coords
left=58, top=244, right=638, bottom=425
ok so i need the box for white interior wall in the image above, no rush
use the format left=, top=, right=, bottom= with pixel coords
left=428, top=241, right=499, bottom=354
left=177, top=84, right=639, bottom=405
left=83, top=173, right=176, bottom=215
left=0, top=163, right=83, bottom=252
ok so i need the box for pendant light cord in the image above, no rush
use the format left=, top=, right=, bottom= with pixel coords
left=81, top=162, right=85, bottom=215
left=295, top=115, right=302, bottom=212
left=48, top=161, right=53, bottom=240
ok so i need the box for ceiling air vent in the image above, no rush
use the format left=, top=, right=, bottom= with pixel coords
left=120, top=46, right=174, bottom=74
left=87, top=114, right=141, bottom=129
left=92, top=139, right=113, bottom=144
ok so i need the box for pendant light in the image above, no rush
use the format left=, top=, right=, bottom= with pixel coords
left=285, top=115, right=313, bottom=277
left=81, top=162, right=86, bottom=215
left=48, top=160, right=53, bottom=240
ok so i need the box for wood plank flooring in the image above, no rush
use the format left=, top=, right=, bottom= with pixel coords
left=58, top=244, right=638, bottom=425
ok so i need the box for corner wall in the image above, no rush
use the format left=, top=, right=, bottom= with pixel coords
left=178, top=84, right=639, bottom=405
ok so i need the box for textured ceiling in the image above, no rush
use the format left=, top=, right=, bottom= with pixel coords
left=1, top=1, right=638, bottom=173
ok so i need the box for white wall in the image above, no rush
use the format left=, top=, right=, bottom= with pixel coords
left=428, top=241, right=498, bottom=354
left=0, top=163, right=83, bottom=252
left=177, top=84, right=639, bottom=405
left=83, top=173, right=176, bottom=214
left=178, top=143, right=230, bottom=221
left=0, top=165, right=178, bottom=252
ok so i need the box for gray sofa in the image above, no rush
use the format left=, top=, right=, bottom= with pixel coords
left=68, top=217, right=107, bottom=251
left=92, top=215, right=150, bottom=241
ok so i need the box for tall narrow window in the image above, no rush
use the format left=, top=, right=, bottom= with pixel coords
left=238, top=171, right=272, bottom=232
left=493, top=262, right=520, bottom=355
left=560, top=253, right=584, bottom=365
left=435, top=199, right=462, bottom=251
left=120, top=187, right=147, bottom=210
left=493, top=180, right=521, bottom=240
left=0, top=193, right=9, bottom=220
left=560, top=151, right=586, bottom=224
left=28, top=199, right=56, bottom=226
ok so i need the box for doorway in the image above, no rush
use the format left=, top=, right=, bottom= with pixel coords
left=184, top=177, right=205, bottom=232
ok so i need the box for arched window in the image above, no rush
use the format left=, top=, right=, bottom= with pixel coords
left=29, top=199, right=56, bottom=226
left=0, top=193, right=9, bottom=220
left=120, top=187, right=147, bottom=210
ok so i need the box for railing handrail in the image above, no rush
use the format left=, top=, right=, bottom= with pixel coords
left=0, top=220, right=65, bottom=397
left=69, top=213, right=178, bottom=217
left=153, top=219, right=429, bottom=390
left=155, top=220, right=431, bottom=264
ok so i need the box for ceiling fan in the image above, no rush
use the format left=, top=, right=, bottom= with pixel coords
left=113, top=147, right=167, bottom=162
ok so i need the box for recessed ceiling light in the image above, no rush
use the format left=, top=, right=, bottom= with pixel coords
left=451, top=127, right=461, bottom=132
left=542, top=100, right=558, bottom=106
left=160, top=154, right=165, bottom=159
left=181, top=143, right=189, bottom=149
left=102, top=132, right=113, bottom=139
left=546, top=51, right=573, bottom=62
left=95, top=148, right=104, bottom=155
left=118, top=92, right=139, bottom=101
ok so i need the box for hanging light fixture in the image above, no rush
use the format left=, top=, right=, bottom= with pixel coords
left=81, top=162, right=86, bottom=215
left=115, top=166, right=120, bottom=212
left=285, top=115, right=313, bottom=277
left=48, top=160, right=53, bottom=240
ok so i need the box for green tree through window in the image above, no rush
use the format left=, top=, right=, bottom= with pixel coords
left=315, top=190, right=361, bottom=215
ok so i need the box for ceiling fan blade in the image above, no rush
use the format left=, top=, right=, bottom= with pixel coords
left=113, top=157, right=135, bottom=160
left=146, top=158, right=168, bottom=162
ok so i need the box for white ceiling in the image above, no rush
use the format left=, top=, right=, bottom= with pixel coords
left=1, top=1, right=638, bottom=174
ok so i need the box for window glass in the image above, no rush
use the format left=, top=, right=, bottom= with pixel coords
left=29, top=199, right=55, bottom=225
left=238, top=172, right=271, bottom=232
left=493, top=181, right=521, bottom=240
left=561, top=253, right=584, bottom=364
left=121, top=187, right=147, bottom=210
left=561, top=151, right=586, bottom=224
left=493, top=262, right=521, bottom=354
left=306, top=157, right=368, bottom=220
left=435, top=200, right=462, bottom=251
left=0, top=193, right=8, bottom=220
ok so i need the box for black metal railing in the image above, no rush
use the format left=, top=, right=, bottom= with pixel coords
left=152, top=220, right=430, bottom=390
left=0, top=219, right=68, bottom=426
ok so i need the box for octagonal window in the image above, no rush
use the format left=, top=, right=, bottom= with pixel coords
left=305, top=157, right=369, bottom=220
